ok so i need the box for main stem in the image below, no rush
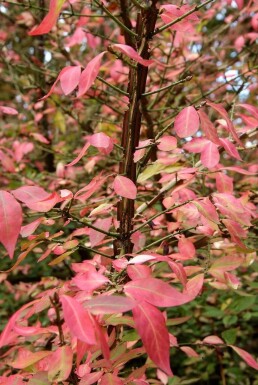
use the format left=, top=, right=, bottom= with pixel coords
left=117, top=2, right=158, bottom=255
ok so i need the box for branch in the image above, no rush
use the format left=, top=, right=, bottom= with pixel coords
left=142, top=75, right=192, bottom=97
left=136, top=226, right=196, bottom=253
left=93, top=0, right=138, bottom=38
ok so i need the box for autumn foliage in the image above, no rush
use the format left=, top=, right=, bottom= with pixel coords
left=0, top=0, right=257, bottom=384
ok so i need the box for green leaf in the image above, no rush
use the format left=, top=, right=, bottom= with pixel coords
left=223, top=315, right=238, bottom=327
left=137, top=162, right=166, bottom=183
left=222, top=328, right=238, bottom=344
left=228, top=295, right=256, bottom=313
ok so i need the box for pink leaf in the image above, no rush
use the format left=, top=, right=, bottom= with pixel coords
left=174, top=106, right=199, bottom=138
left=77, top=52, right=106, bottom=97
left=198, top=109, right=221, bottom=145
left=66, top=142, right=90, bottom=167
left=124, top=277, right=202, bottom=307
left=20, top=217, right=44, bottom=238
left=48, top=346, right=73, bottom=382
left=230, top=345, right=258, bottom=370
left=84, top=295, right=136, bottom=314
left=178, top=236, right=196, bottom=260
left=180, top=346, right=199, bottom=358
left=80, top=372, right=104, bottom=385
left=41, top=66, right=81, bottom=100
left=10, top=348, right=52, bottom=369
left=215, top=172, right=233, bottom=194
left=157, top=136, right=177, bottom=151
left=89, top=217, right=112, bottom=247
left=224, top=272, right=240, bottom=289
left=238, top=103, right=258, bottom=119
left=206, top=101, right=243, bottom=147
left=0, top=106, right=18, bottom=115
left=219, top=138, right=242, bottom=161
left=88, top=133, right=110, bottom=148
left=133, top=301, right=172, bottom=375
left=60, top=66, right=81, bottom=95
left=74, top=174, right=106, bottom=201
left=12, top=186, right=60, bottom=212
left=209, top=255, right=243, bottom=274
left=168, top=261, right=187, bottom=288
left=203, top=335, right=224, bottom=345
left=200, top=141, right=220, bottom=168
left=72, top=271, right=110, bottom=292
left=28, top=0, right=66, bottom=35
left=0, top=191, right=22, bottom=259
left=113, top=175, right=137, bottom=199
left=30, top=133, right=50, bottom=144
left=222, top=219, right=247, bottom=248
left=12, top=186, right=50, bottom=204
left=94, top=321, right=110, bottom=362
left=183, top=138, right=209, bottom=153
left=100, top=374, right=124, bottom=385
left=112, top=44, right=154, bottom=67
left=60, top=295, right=96, bottom=344
left=127, top=265, right=152, bottom=280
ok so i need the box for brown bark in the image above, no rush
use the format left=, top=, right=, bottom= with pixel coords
left=117, top=1, right=158, bottom=255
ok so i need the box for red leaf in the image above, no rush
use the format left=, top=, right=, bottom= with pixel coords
left=230, top=345, right=258, bottom=370
left=206, top=101, right=243, bottom=147
left=28, top=0, right=66, bottom=35
left=77, top=52, right=106, bottom=97
left=0, top=191, right=22, bottom=259
left=94, top=321, right=110, bottom=362
left=124, top=277, right=202, bottom=307
left=113, top=175, right=137, bottom=199
left=112, top=44, right=154, bottom=67
left=84, top=295, right=136, bottom=314
left=133, top=301, right=172, bottom=375
left=200, top=141, right=220, bottom=168
left=174, top=106, right=199, bottom=138
left=60, top=295, right=96, bottom=344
